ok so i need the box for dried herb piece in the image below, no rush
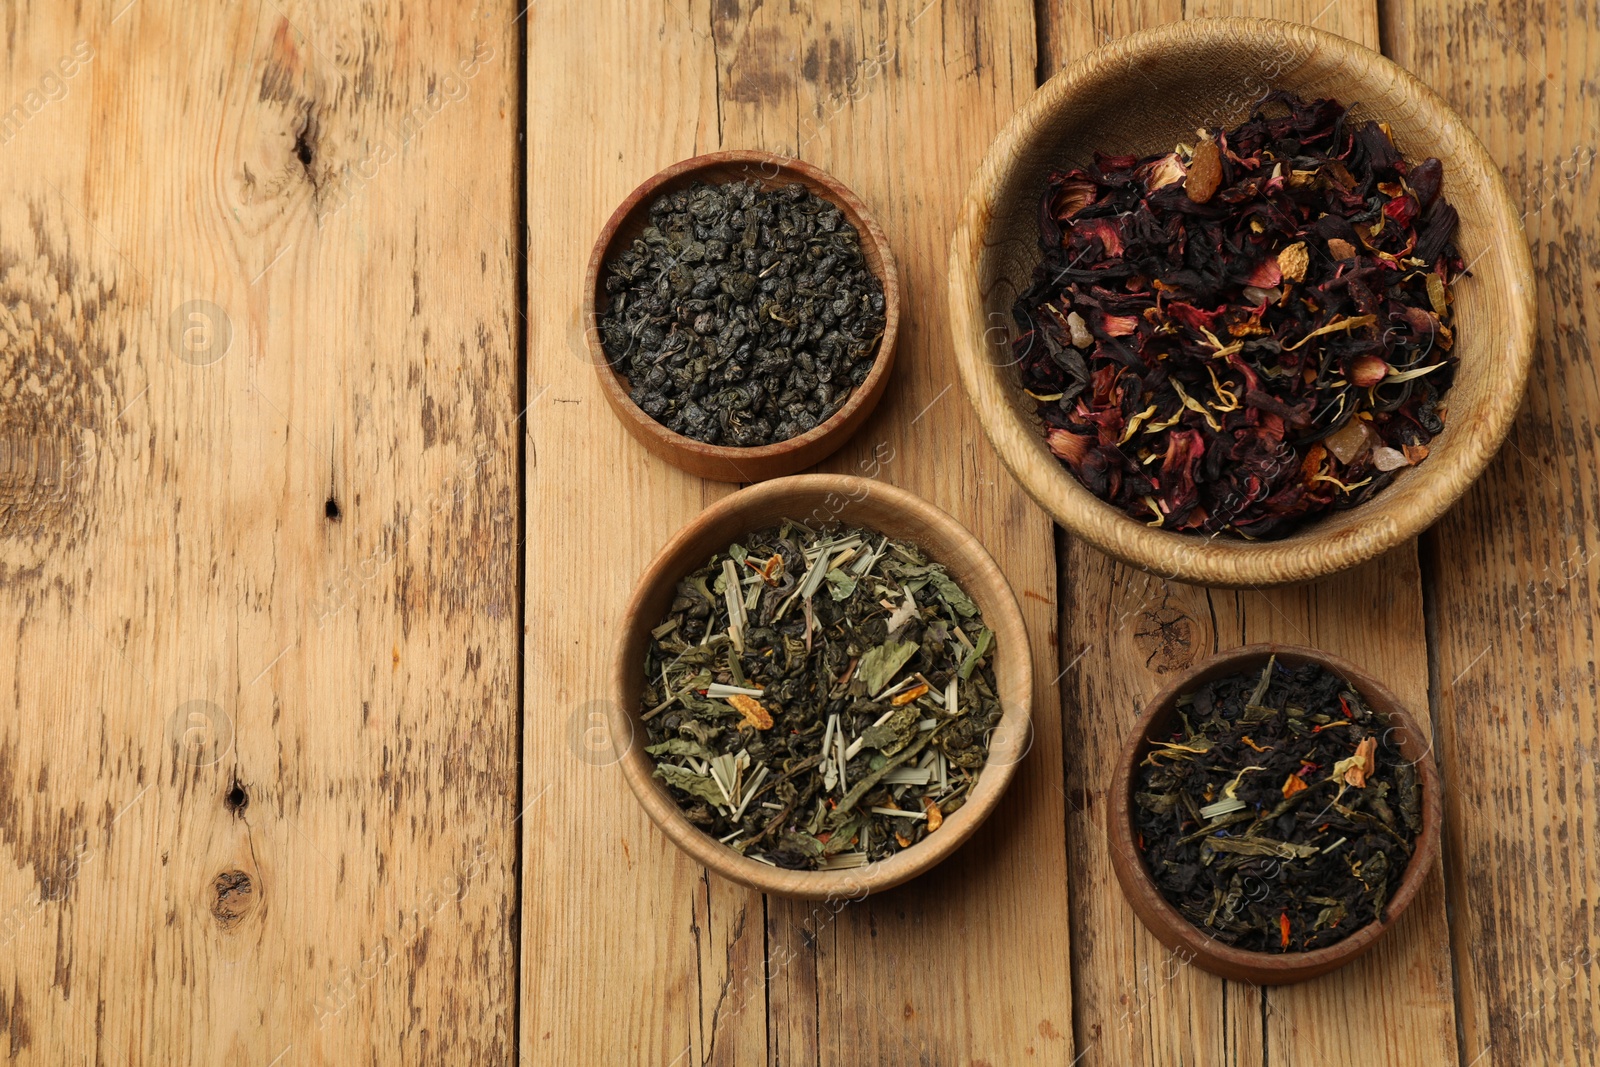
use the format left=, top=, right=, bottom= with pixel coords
left=1014, top=93, right=1465, bottom=539
left=1133, top=657, right=1422, bottom=952
left=639, top=520, right=1002, bottom=871
left=600, top=180, right=887, bottom=447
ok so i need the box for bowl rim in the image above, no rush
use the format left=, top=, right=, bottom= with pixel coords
left=608, top=474, right=1034, bottom=899
left=583, top=150, right=901, bottom=479
left=948, top=16, right=1538, bottom=587
left=1107, top=642, right=1443, bottom=984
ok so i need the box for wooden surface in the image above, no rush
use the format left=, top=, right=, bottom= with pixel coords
left=0, top=1, right=1593, bottom=1065
left=0, top=1, right=521, bottom=1063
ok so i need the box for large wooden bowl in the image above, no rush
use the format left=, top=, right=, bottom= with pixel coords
left=610, top=475, right=1032, bottom=899
left=948, top=18, right=1536, bottom=587
left=586, top=152, right=900, bottom=484
left=1108, top=644, right=1442, bottom=984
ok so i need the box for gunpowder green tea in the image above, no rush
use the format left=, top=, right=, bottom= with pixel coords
left=599, top=180, right=886, bottom=447
left=1134, top=656, right=1421, bottom=952
left=639, top=520, right=1000, bottom=871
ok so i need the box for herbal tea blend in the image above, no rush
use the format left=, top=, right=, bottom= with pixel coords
left=600, top=180, right=887, bottom=447
left=1134, top=657, right=1422, bottom=953
left=639, top=521, right=1001, bottom=871
left=1014, top=93, right=1464, bottom=538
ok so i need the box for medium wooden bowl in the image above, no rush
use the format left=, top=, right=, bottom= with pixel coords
left=610, top=474, right=1032, bottom=899
left=948, top=18, right=1536, bottom=587
left=585, top=152, right=900, bottom=484
left=1107, top=644, right=1442, bottom=984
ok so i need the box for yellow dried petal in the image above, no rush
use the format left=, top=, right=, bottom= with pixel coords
left=1427, top=272, right=1448, bottom=316
left=1278, top=242, right=1310, bottom=283
left=728, top=694, right=773, bottom=730
left=891, top=682, right=929, bottom=707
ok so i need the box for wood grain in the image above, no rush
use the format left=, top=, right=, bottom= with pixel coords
left=1036, top=2, right=1462, bottom=1064
left=1, top=1, right=1589, bottom=1062
left=525, top=1, right=1072, bottom=1063
left=1385, top=1, right=1600, bottom=1063
left=0, top=1, right=520, bottom=1062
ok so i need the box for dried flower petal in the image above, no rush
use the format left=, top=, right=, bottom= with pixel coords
left=728, top=694, right=774, bottom=730
left=924, top=797, right=943, bottom=832
left=1140, top=151, right=1186, bottom=191
left=1278, top=241, right=1310, bottom=282
left=1282, top=774, right=1309, bottom=798
left=1350, top=356, right=1391, bottom=388
left=1046, top=428, right=1092, bottom=465
left=891, top=683, right=929, bottom=707
left=1427, top=272, right=1448, bottom=315
left=1337, top=736, right=1378, bottom=787
left=746, top=552, right=785, bottom=587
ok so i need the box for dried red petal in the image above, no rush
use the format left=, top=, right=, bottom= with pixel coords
left=1047, top=178, right=1098, bottom=221
left=1350, top=356, right=1390, bottom=388
left=1245, top=258, right=1282, bottom=288
left=1047, top=428, right=1092, bottom=466
left=1099, top=313, right=1140, bottom=337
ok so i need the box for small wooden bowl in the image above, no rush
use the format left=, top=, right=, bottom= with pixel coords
left=1107, top=644, right=1442, bottom=984
left=949, top=18, right=1537, bottom=586
left=585, top=152, right=900, bottom=484
left=610, top=474, right=1032, bottom=899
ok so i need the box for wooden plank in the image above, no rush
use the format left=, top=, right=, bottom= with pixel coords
left=1038, top=2, right=1460, bottom=1064
left=522, top=5, right=732, bottom=1065
left=1384, top=1, right=1600, bottom=1063
left=524, top=2, right=1072, bottom=1064
left=0, top=2, right=520, bottom=1062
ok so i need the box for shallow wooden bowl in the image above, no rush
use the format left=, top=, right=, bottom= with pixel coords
left=586, top=152, right=900, bottom=484
left=610, top=474, right=1032, bottom=899
left=949, top=18, right=1536, bottom=587
left=1107, top=643, right=1442, bottom=984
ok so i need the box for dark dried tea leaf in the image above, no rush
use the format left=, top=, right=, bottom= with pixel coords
left=639, top=521, right=1002, bottom=871
left=1014, top=93, right=1465, bottom=539
left=1133, top=657, right=1421, bottom=952
left=600, top=180, right=887, bottom=447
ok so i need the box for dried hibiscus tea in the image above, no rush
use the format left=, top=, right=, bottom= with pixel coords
left=1013, top=93, right=1464, bottom=539
left=1133, top=657, right=1422, bottom=952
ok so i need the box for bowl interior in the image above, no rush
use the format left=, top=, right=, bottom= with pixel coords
left=957, top=19, right=1534, bottom=585
left=585, top=152, right=899, bottom=463
left=612, top=476, right=1032, bottom=899
left=1111, top=644, right=1441, bottom=982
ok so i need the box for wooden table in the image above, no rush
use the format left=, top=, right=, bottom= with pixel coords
left=0, top=1, right=1592, bottom=1063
